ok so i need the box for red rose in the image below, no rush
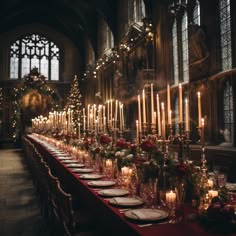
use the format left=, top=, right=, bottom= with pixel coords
left=116, top=139, right=129, bottom=149
left=141, top=140, right=154, bottom=152
left=100, top=134, right=111, bottom=145
left=94, top=147, right=100, bottom=153
left=174, top=163, right=190, bottom=178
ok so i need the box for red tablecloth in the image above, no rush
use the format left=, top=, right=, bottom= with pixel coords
left=27, top=135, right=236, bottom=236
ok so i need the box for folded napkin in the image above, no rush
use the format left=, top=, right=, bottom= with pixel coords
left=113, top=197, right=139, bottom=204
left=130, top=209, right=162, bottom=220
left=226, top=182, right=236, bottom=191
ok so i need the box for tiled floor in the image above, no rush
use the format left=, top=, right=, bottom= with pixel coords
left=0, top=148, right=51, bottom=236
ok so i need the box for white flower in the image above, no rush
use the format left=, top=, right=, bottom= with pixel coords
left=120, top=151, right=125, bottom=157
left=126, top=154, right=133, bottom=160
left=115, top=151, right=121, bottom=157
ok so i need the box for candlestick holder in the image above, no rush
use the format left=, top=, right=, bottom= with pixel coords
left=151, top=123, right=156, bottom=135
left=178, top=122, right=185, bottom=162
left=185, top=131, right=191, bottom=161
left=197, top=126, right=209, bottom=211
left=168, top=124, right=174, bottom=141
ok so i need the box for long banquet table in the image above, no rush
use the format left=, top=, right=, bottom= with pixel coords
left=27, top=134, right=236, bottom=236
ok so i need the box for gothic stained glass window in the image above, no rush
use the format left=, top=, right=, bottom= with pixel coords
left=172, top=19, right=179, bottom=85
left=10, top=34, right=60, bottom=80
left=193, top=0, right=200, bottom=25
left=182, top=12, right=189, bottom=82
left=219, top=0, right=232, bottom=70
left=223, top=81, right=234, bottom=143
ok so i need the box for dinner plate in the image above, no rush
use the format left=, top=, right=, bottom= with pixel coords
left=53, top=153, right=68, bottom=156
left=66, top=163, right=85, bottom=168
left=98, top=189, right=129, bottom=197
left=109, top=197, right=144, bottom=206
left=61, top=160, right=78, bottom=164
left=57, top=157, right=72, bottom=160
left=226, top=182, right=236, bottom=191
left=124, top=209, right=168, bottom=222
left=87, top=180, right=116, bottom=188
left=73, top=168, right=93, bottom=173
left=80, top=174, right=103, bottom=180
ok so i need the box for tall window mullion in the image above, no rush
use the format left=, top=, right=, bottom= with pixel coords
left=223, top=81, right=234, bottom=143
left=172, top=19, right=179, bottom=85
left=193, top=0, right=200, bottom=25
left=219, top=0, right=232, bottom=70
left=182, top=12, right=189, bottom=83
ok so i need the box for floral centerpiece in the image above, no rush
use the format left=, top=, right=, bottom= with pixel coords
left=198, top=196, right=236, bottom=234
left=136, top=138, right=160, bottom=183
left=98, top=134, right=115, bottom=160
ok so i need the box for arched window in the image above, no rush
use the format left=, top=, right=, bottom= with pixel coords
left=193, top=0, right=200, bottom=25
left=10, top=34, right=60, bottom=80
left=219, top=0, right=232, bottom=70
left=223, top=80, right=234, bottom=143
left=129, top=0, right=146, bottom=26
left=182, top=12, right=189, bottom=82
left=172, top=19, right=179, bottom=85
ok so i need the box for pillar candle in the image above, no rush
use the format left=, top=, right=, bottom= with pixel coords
left=208, top=179, right=214, bottom=188
left=105, top=159, right=113, bottom=168
left=208, top=190, right=218, bottom=198
left=179, top=83, right=183, bottom=123
left=197, top=92, right=202, bottom=127
left=166, top=190, right=176, bottom=204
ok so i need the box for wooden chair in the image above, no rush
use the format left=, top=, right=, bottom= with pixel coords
left=55, top=182, right=98, bottom=236
left=46, top=168, right=61, bottom=225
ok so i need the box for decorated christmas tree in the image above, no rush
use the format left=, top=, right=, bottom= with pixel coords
left=65, top=75, right=82, bottom=136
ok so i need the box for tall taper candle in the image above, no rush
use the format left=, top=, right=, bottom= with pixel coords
left=157, top=94, right=161, bottom=136
left=83, top=108, right=86, bottom=131
left=138, top=95, right=142, bottom=133
left=179, top=83, right=183, bottom=123
left=151, top=83, right=154, bottom=124
left=107, top=100, right=110, bottom=126
left=136, top=120, right=139, bottom=144
left=167, top=83, right=171, bottom=125
left=197, top=92, right=202, bottom=127
left=185, top=98, right=189, bottom=131
left=115, top=100, right=118, bottom=129
left=142, top=89, right=146, bottom=125
left=87, top=104, right=90, bottom=129
left=161, top=102, right=166, bottom=139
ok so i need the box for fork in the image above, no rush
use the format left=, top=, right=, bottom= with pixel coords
left=137, top=220, right=171, bottom=227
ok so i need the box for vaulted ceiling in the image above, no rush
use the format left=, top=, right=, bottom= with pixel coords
left=0, top=0, right=117, bottom=60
